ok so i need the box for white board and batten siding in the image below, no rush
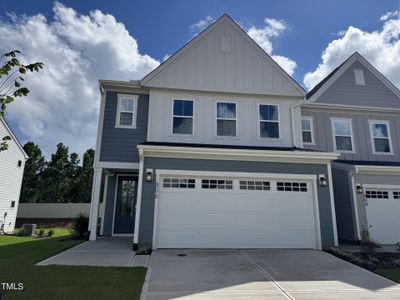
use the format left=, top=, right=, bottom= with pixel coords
left=0, top=119, right=26, bottom=233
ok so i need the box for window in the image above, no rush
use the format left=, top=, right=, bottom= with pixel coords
left=301, top=117, right=314, bottom=144
left=173, top=100, right=193, bottom=134
left=277, top=182, right=308, bottom=192
left=201, top=179, right=233, bottom=190
left=259, top=104, right=279, bottom=138
left=239, top=180, right=270, bottom=191
left=365, top=190, right=389, bottom=199
left=17, top=160, right=22, bottom=167
left=216, top=102, right=236, bottom=136
left=116, top=94, right=138, bottom=128
left=369, top=121, right=392, bottom=154
left=354, top=69, right=365, bottom=85
left=163, top=178, right=195, bottom=189
left=10, top=201, right=15, bottom=208
left=331, top=119, right=354, bottom=152
left=393, top=191, right=400, bottom=199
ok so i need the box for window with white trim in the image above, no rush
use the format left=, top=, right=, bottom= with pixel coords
left=259, top=104, right=279, bottom=138
left=173, top=100, right=193, bottom=134
left=216, top=102, right=236, bottom=136
left=369, top=121, right=392, bottom=154
left=277, top=182, right=308, bottom=192
left=201, top=179, right=233, bottom=190
left=354, top=69, right=365, bottom=85
left=332, top=119, right=354, bottom=152
left=163, top=178, right=195, bottom=189
left=393, top=191, right=400, bottom=199
left=239, top=180, right=270, bottom=191
left=116, top=95, right=138, bottom=128
left=301, top=117, right=314, bottom=144
left=365, top=190, right=389, bottom=199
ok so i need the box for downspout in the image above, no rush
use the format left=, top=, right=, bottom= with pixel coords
left=350, top=167, right=362, bottom=240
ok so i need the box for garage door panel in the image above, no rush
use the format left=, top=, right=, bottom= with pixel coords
left=156, top=174, right=317, bottom=249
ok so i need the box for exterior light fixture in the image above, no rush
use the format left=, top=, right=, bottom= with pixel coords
left=356, top=184, right=364, bottom=194
left=319, top=175, right=328, bottom=187
left=145, top=169, right=153, bottom=182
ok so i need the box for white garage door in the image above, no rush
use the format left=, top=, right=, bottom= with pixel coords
left=365, top=188, right=400, bottom=244
left=154, top=172, right=319, bottom=249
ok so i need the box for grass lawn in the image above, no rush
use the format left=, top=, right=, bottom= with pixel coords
left=0, top=228, right=146, bottom=300
left=376, top=269, right=400, bottom=283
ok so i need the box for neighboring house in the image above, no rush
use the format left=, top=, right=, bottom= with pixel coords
left=302, top=52, right=400, bottom=244
left=89, top=14, right=339, bottom=250
left=0, top=117, right=28, bottom=233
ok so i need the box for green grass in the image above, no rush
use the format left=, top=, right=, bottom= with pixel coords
left=0, top=229, right=146, bottom=300
left=376, top=269, right=400, bottom=283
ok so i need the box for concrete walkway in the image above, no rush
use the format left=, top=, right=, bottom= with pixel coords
left=141, top=249, right=400, bottom=299
left=37, top=239, right=149, bottom=267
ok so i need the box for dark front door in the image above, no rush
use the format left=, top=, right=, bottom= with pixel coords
left=114, top=176, right=137, bottom=234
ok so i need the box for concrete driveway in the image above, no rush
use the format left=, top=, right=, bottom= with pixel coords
left=141, top=249, right=400, bottom=299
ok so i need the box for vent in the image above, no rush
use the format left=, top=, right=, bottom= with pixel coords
left=221, top=36, right=231, bottom=52
left=354, top=69, right=365, bottom=85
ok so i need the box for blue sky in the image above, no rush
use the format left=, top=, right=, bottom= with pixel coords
left=1, top=0, right=400, bottom=156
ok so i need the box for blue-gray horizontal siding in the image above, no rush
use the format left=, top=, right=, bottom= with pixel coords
left=102, top=176, right=116, bottom=236
left=332, top=168, right=356, bottom=242
left=99, top=92, right=149, bottom=163
left=138, top=158, right=335, bottom=248
left=302, top=109, right=400, bottom=162
left=317, top=60, right=400, bottom=109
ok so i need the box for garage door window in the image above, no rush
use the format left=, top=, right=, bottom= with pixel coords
left=239, top=180, right=270, bottom=191
left=393, top=191, right=400, bottom=199
left=201, top=179, right=233, bottom=190
left=277, top=182, right=308, bottom=192
left=163, top=178, right=195, bottom=189
left=365, top=190, right=389, bottom=199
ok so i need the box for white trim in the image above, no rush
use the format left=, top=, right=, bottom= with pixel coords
left=355, top=165, right=400, bottom=175
left=115, top=94, right=138, bottom=129
left=302, top=102, right=400, bottom=114
left=95, top=162, right=139, bottom=169
left=152, top=169, right=322, bottom=250
left=330, top=117, right=356, bottom=154
left=215, top=101, right=238, bottom=138
left=100, top=175, right=109, bottom=236
left=138, top=144, right=339, bottom=165
left=171, top=98, right=195, bottom=136
left=94, top=92, right=106, bottom=164
left=257, top=103, right=280, bottom=140
left=133, top=149, right=144, bottom=244
left=368, top=120, right=394, bottom=155
left=362, top=184, right=400, bottom=190
left=301, top=116, right=315, bottom=145
left=89, top=168, right=103, bottom=240
left=327, top=162, right=339, bottom=246
left=351, top=175, right=362, bottom=240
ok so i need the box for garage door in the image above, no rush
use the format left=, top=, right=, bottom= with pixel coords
left=365, top=188, right=400, bottom=244
left=154, top=172, right=319, bottom=249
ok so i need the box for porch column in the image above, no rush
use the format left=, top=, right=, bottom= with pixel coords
left=89, top=168, right=103, bottom=241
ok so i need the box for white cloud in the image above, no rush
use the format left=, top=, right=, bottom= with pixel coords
left=0, top=2, right=159, bottom=156
left=380, top=10, right=398, bottom=21
left=247, top=18, right=296, bottom=75
left=304, top=10, right=400, bottom=90
left=190, top=16, right=214, bottom=33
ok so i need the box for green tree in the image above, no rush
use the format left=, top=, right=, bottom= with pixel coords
left=20, top=142, right=45, bottom=203
left=79, top=149, right=95, bottom=203
left=0, top=50, right=43, bottom=151
left=67, top=152, right=82, bottom=203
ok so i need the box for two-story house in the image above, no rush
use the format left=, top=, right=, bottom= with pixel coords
left=89, top=15, right=339, bottom=250
left=302, top=52, right=400, bottom=245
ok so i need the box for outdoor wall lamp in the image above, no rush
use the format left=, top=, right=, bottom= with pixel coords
left=319, top=174, right=328, bottom=187
left=356, top=184, right=364, bottom=194
left=145, top=169, right=153, bottom=183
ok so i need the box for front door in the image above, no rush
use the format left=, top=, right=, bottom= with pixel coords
left=113, top=176, right=137, bottom=234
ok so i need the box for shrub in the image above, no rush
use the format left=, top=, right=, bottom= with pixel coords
left=36, top=227, right=45, bottom=238
left=136, top=244, right=152, bottom=255
left=47, top=229, right=55, bottom=237
left=360, top=226, right=380, bottom=258
left=71, top=213, right=89, bottom=239
left=396, top=242, right=400, bottom=252
left=15, top=228, right=24, bottom=236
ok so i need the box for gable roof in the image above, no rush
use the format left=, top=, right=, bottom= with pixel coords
left=0, top=117, right=28, bottom=160
left=141, top=14, right=305, bottom=97
left=306, top=52, right=400, bottom=102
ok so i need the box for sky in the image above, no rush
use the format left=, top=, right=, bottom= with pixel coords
left=1, top=0, right=400, bottom=157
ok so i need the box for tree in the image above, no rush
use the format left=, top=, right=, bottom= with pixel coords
left=67, top=152, right=82, bottom=203
left=0, top=50, right=43, bottom=151
left=20, top=142, right=45, bottom=203
left=79, top=149, right=95, bottom=203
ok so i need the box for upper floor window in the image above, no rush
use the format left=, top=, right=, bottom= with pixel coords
left=173, top=99, right=193, bottom=134
left=301, top=117, right=314, bottom=144
left=259, top=104, right=279, bottom=138
left=216, top=102, right=236, bottom=136
left=116, top=94, right=138, bottom=128
left=369, top=120, right=392, bottom=154
left=354, top=69, right=365, bottom=85
left=331, top=118, right=354, bottom=153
